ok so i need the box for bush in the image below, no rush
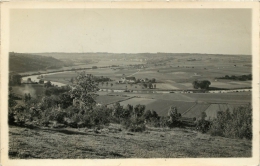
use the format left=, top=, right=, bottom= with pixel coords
left=80, top=106, right=111, bottom=128
left=196, top=119, right=211, bottom=133
left=123, top=117, right=146, bottom=132
left=209, top=105, right=252, bottom=139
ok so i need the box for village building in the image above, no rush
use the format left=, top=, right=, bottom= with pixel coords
left=118, top=77, right=136, bottom=84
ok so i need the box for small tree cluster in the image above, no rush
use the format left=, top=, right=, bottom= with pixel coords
left=209, top=104, right=252, bottom=139
left=112, top=103, right=146, bottom=132
left=192, top=80, right=211, bottom=90
left=167, top=106, right=182, bottom=127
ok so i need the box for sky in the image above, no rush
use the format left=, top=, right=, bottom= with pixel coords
left=10, top=9, right=252, bottom=55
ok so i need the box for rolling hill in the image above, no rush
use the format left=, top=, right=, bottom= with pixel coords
left=9, top=52, right=68, bottom=73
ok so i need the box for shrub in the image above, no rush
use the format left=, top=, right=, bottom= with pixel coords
left=81, top=106, right=111, bottom=128
left=40, top=109, right=51, bottom=127
left=209, top=105, right=252, bottom=139
left=53, top=111, right=67, bottom=123
left=196, top=119, right=211, bottom=133
left=167, top=106, right=182, bottom=128
left=123, top=117, right=146, bottom=132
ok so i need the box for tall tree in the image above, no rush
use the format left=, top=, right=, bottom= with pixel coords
left=70, top=72, right=99, bottom=111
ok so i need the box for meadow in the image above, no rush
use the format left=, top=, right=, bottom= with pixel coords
left=9, top=124, right=251, bottom=158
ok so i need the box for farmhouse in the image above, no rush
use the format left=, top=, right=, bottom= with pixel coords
left=118, top=77, right=136, bottom=84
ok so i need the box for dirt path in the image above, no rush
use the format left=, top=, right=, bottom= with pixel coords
left=127, top=69, right=140, bottom=77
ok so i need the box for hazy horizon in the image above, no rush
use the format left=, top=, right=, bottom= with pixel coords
left=10, top=9, right=252, bottom=55
left=10, top=52, right=251, bottom=56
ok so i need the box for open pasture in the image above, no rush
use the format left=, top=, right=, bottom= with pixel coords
left=96, top=95, right=132, bottom=105
left=115, top=92, right=196, bottom=102
left=119, top=97, right=156, bottom=107
left=183, top=92, right=251, bottom=104
left=144, top=100, right=196, bottom=116
left=182, top=104, right=210, bottom=119
left=118, top=97, right=196, bottom=116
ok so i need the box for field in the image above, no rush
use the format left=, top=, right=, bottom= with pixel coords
left=9, top=124, right=251, bottom=158
left=38, top=54, right=252, bottom=92
left=96, top=95, right=133, bottom=105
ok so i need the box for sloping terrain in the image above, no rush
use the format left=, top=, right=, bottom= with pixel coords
left=9, top=124, right=251, bottom=159
left=9, top=52, right=66, bottom=73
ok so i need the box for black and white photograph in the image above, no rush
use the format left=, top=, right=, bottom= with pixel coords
left=1, top=2, right=259, bottom=166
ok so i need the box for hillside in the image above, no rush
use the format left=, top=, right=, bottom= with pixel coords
left=9, top=124, right=251, bottom=159
left=9, top=52, right=68, bottom=73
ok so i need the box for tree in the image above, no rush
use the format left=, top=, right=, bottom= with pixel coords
left=70, top=72, right=99, bottom=111
left=133, top=104, right=145, bottom=118
left=209, top=105, right=252, bottom=139
left=192, top=80, right=211, bottom=90
left=9, top=87, right=17, bottom=108
left=167, top=106, right=182, bottom=127
left=39, top=79, right=44, bottom=84
left=28, top=93, right=31, bottom=101
left=143, top=110, right=152, bottom=121
left=112, top=102, right=123, bottom=119
left=148, top=83, right=153, bottom=89
left=151, top=78, right=156, bottom=83
left=45, top=81, right=52, bottom=88
left=24, top=93, right=31, bottom=102
left=111, top=83, right=113, bottom=87
left=60, top=92, right=73, bottom=109
left=196, top=112, right=211, bottom=133
left=200, top=80, right=211, bottom=89
left=143, top=83, right=147, bottom=88
left=192, top=80, right=200, bottom=89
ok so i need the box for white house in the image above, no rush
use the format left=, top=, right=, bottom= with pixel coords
left=119, top=77, right=136, bottom=83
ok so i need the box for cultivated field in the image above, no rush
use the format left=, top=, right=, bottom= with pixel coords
left=37, top=54, right=252, bottom=92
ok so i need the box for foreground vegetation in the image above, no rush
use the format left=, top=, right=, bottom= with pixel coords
left=9, top=124, right=251, bottom=158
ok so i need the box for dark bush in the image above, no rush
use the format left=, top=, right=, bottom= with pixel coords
left=196, top=119, right=211, bottom=133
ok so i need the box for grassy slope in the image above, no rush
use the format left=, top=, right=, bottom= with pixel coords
left=9, top=124, right=251, bottom=159
left=9, top=53, right=65, bottom=73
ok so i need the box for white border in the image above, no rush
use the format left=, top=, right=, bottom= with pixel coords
left=1, top=2, right=259, bottom=166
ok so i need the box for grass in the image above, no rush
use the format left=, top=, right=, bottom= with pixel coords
left=118, top=97, right=196, bottom=116
left=96, top=95, right=133, bottom=105
left=182, top=104, right=210, bottom=119
left=9, top=124, right=252, bottom=159
left=183, top=92, right=251, bottom=104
